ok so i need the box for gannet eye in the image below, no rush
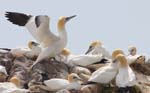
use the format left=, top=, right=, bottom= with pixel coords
left=112, top=59, right=117, bottom=63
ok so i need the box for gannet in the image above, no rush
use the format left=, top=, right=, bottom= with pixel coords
left=8, top=41, right=41, bottom=58
left=115, top=54, right=136, bottom=92
left=35, top=73, right=82, bottom=92
left=31, top=15, right=76, bottom=68
left=127, top=45, right=145, bottom=64
left=0, top=82, right=29, bottom=93
left=57, top=48, right=106, bottom=67
left=87, top=49, right=124, bottom=84
left=5, top=12, right=76, bottom=66
left=85, top=40, right=111, bottom=58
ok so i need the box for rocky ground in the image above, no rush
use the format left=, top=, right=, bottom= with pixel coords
left=0, top=49, right=150, bottom=93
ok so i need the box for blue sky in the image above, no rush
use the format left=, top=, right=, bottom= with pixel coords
left=0, top=0, right=150, bottom=56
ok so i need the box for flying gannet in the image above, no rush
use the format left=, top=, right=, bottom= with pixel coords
left=85, top=40, right=111, bottom=59
left=34, top=73, right=82, bottom=92
left=0, top=82, right=29, bottom=93
left=115, top=54, right=136, bottom=93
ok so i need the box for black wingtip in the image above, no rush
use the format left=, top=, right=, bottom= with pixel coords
left=5, top=11, right=32, bottom=26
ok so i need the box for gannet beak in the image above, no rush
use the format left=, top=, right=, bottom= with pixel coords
left=85, top=46, right=93, bottom=54
left=65, top=15, right=77, bottom=22
left=77, top=77, right=83, bottom=81
left=112, top=59, right=117, bottom=63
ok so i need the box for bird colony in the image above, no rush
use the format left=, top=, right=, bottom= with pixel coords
left=0, top=12, right=149, bottom=93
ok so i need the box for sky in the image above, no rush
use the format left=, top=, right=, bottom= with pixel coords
left=0, top=0, right=150, bottom=56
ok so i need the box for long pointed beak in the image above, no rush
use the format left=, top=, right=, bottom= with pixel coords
left=65, top=15, right=77, bottom=22
left=85, top=46, right=93, bottom=54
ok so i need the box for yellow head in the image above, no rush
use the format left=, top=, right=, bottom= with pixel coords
left=28, top=40, right=39, bottom=49
left=90, top=40, right=102, bottom=48
left=112, top=49, right=124, bottom=59
left=58, top=15, right=76, bottom=31
left=61, top=48, right=71, bottom=56
left=68, top=73, right=82, bottom=83
left=116, top=54, right=128, bottom=67
left=85, top=40, right=102, bottom=54
left=9, top=76, right=20, bottom=87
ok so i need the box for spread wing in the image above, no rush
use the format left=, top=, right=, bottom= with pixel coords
left=5, top=12, right=32, bottom=26
left=5, top=12, right=59, bottom=47
left=5, top=12, right=41, bottom=42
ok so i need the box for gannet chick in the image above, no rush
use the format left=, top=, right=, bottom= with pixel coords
left=127, top=45, right=145, bottom=64
left=35, top=73, right=82, bottom=92
left=10, top=40, right=41, bottom=58
left=58, top=48, right=106, bottom=66
left=87, top=49, right=124, bottom=84
left=115, top=54, right=136, bottom=93
left=85, top=40, right=111, bottom=58
left=0, top=65, right=8, bottom=82
left=31, top=15, right=76, bottom=68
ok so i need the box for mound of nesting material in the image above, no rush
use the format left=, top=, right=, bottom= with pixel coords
left=130, top=62, right=150, bottom=75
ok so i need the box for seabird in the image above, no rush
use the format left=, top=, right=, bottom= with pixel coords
left=115, top=54, right=136, bottom=93
left=127, top=45, right=145, bottom=64
left=34, top=73, right=82, bottom=92
left=31, top=15, right=76, bottom=68
left=58, top=48, right=106, bottom=67
left=9, top=41, right=40, bottom=58
left=87, top=49, right=124, bottom=84
left=85, top=40, right=111, bottom=59
left=5, top=12, right=76, bottom=67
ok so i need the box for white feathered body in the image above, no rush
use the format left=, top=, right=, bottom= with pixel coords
left=10, top=46, right=41, bottom=58
left=44, top=78, right=81, bottom=91
left=35, top=30, right=67, bottom=62
left=0, top=82, right=28, bottom=93
left=66, top=54, right=103, bottom=66
left=127, top=55, right=141, bottom=64
left=116, top=66, right=136, bottom=87
left=88, top=62, right=118, bottom=84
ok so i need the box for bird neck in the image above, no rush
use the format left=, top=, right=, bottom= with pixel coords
left=58, top=29, right=67, bottom=41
